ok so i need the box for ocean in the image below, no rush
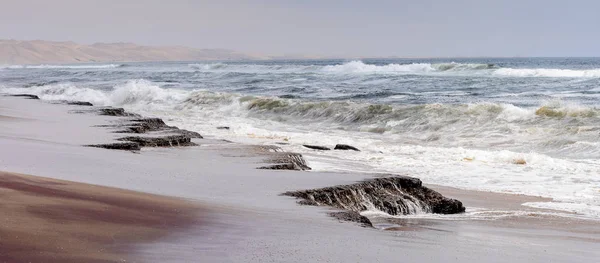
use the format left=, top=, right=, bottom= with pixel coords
left=1, top=58, right=599, bottom=219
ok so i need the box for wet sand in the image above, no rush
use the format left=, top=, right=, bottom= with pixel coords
left=0, top=171, right=203, bottom=262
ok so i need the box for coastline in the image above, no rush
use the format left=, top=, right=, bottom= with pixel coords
left=1, top=95, right=598, bottom=262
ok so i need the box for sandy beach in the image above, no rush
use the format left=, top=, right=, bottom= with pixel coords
left=0, top=95, right=598, bottom=262
left=0, top=171, right=203, bottom=262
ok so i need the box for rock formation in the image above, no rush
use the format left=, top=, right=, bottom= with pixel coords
left=283, top=176, right=465, bottom=225
left=303, top=145, right=331, bottom=151
left=334, top=144, right=360, bottom=151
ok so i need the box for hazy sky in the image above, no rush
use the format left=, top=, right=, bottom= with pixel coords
left=1, top=0, right=599, bottom=57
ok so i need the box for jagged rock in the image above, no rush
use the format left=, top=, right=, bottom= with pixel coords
left=117, top=135, right=197, bottom=147
left=112, top=118, right=203, bottom=138
left=334, top=144, right=360, bottom=151
left=217, top=126, right=230, bottom=130
left=66, top=101, right=94, bottom=106
left=283, top=176, right=465, bottom=216
left=169, top=129, right=203, bottom=139
left=260, top=153, right=311, bottom=170
left=329, top=211, right=373, bottom=228
left=98, top=108, right=139, bottom=117
left=118, top=118, right=169, bottom=133
left=9, top=94, right=40, bottom=100
left=303, top=145, right=331, bottom=151
left=88, top=142, right=141, bottom=151
left=258, top=163, right=301, bottom=170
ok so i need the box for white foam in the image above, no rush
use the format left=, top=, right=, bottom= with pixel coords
left=522, top=202, right=600, bottom=219
left=493, top=68, right=600, bottom=78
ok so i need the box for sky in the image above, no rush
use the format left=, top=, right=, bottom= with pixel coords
left=1, top=0, right=599, bottom=57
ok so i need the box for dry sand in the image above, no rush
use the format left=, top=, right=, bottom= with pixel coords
left=0, top=171, right=203, bottom=263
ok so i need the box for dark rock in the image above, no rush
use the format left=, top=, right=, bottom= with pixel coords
left=329, top=211, right=373, bottom=228
left=98, top=108, right=139, bottom=117
left=66, top=101, right=94, bottom=106
left=258, top=163, right=301, bottom=170
left=113, top=118, right=203, bottom=138
left=303, top=145, right=331, bottom=151
left=88, top=142, right=141, bottom=151
left=259, top=153, right=311, bottom=170
left=9, top=94, right=40, bottom=100
left=283, top=176, right=465, bottom=216
left=216, top=126, right=230, bottom=130
left=334, top=144, right=360, bottom=151
left=117, top=135, right=197, bottom=147
left=170, top=129, right=203, bottom=139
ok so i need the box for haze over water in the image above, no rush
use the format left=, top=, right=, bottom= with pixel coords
left=2, top=57, right=599, bottom=218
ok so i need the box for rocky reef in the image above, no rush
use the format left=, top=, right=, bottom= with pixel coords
left=283, top=176, right=465, bottom=226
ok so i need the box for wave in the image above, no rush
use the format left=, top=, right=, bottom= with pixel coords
left=4, top=80, right=598, bottom=127
left=2, top=64, right=124, bottom=69
left=0, top=79, right=186, bottom=106
left=322, top=61, right=496, bottom=73
left=187, top=61, right=600, bottom=78
left=189, top=61, right=496, bottom=74
left=493, top=68, right=600, bottom=78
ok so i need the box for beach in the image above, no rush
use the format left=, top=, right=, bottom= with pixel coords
left=0, top=94, right=598, bottom=262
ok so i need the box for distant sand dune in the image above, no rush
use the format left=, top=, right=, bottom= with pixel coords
left=0, top=39, right=267, bottom=64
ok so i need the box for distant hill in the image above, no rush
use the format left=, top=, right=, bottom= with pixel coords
left=0, top=40, right=270, bottom=64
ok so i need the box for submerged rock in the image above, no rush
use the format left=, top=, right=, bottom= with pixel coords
left=303, top=145, right=331, bottom=151
left=8, top=94, right=40, bottom=100
left=283, top=176, right=465, bottom=216
left=334, top=144, right=360, bottom=151
left=216, top=126, right=230, bottom=130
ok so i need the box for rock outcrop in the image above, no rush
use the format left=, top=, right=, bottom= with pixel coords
left=116, top=118, right=203, bottom=138
left=117, top=135, right=196, bottom=147
left=283, top=176, right=465, bottom=216
left=88, top=142, right=141, bottom=151
left=258, top=152, right=311, bottom=171
left=65, top=101, right=94, bottom=106
left=8, top=94, right=40, bottom=100
left=303, top=145, right=331, bottom=151
left=334, top=144, right=360, bottom=151
left=98, top=108, right=140, bottom=117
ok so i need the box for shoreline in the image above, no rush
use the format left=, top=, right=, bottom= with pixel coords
left=1, top=94, right=598, bottom=262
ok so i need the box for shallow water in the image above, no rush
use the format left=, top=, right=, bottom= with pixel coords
left=1, top=58, right=599, bottom=218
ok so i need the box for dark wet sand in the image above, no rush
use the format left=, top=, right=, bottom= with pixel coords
left=0, top=171, right=204, bottom=263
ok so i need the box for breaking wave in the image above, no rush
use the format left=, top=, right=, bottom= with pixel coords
left=322, top=61, right=496, bottom=73
left=4, top=80, right=599, bottom=128
left=187, top=61, right=600, bottom=78
left=494, top=68, right=600, bottom=78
